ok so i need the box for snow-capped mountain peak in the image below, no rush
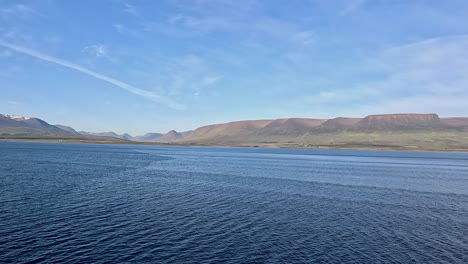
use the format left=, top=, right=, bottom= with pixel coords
left=1, top=114, right=32, bottom=121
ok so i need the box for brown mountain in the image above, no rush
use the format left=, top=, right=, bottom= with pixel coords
left=177, top=113, right=468, bottom=150
left=3, top=112, right=468, bottom=151
left=180, top=114, right=453, bottom=143
left=314, top=117, right=362, bottom=131
left=259, top=118, right=327, bottom=135
left=441, top=118, right=468, bottom=129
left=352, top=114, right=443, bottom=130
left=180, top=130, right=193, bottom=138
left=184, top=120, right=272, bottom=141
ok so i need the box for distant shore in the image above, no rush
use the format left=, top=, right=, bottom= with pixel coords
left=2, top=138, right=468, bottom=153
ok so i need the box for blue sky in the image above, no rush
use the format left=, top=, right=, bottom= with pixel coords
left=1, top=0, right=468, bottom=135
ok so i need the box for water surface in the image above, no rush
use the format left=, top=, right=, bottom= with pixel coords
left=1, top=142, right=468, bottom=263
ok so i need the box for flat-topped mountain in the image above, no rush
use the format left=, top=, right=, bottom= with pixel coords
left=181, top=114, right=454, bottom=143
left=353, top=114, right=443, bottom=130
left=178, top=114, right=468, bottom=150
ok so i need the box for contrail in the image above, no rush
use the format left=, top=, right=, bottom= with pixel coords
left=0, top=39, right=185, bottom=110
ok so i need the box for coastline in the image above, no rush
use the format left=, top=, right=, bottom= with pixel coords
left=2, top=138, right=468, bottom=153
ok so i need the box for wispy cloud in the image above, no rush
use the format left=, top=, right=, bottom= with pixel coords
left=82, top=44, right=117, bottom=63
left=367, top=35, right=468, bottom=96
left=123, top=0, right=311, bottom=45
left=302, top=35, right=468, bottom=116
left=122, top=2, right=140, bottom=17
left=353, top=35, right=468, bottom=116
left=113, top=23, right=140, bottom=37
left=0, top=39, right=185, bottom=110
left=83, top=44, right=108, bottom=58
left=166, top=54, right=222, bottom=97
left=7, top=101, right=23, bottom=105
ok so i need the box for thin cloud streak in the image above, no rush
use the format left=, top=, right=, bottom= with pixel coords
left=0, top=39, right=185, bottom=110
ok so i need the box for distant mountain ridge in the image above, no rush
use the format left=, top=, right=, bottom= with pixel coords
left=2, top=113, right=468, bottom=150
left=0, top=114, right=124, bottom=142
left=352, top=114, right=443, bottom=130
left=177, top=114, right=468, bottom=150
left=180, top=113, right=468, bottom=141
left=132, top=133, right=163, bottom=142
left=0, top=114, right=74, bottom=137
left=79, top=131, right=132, bottom=141
left=156, top=130, right=183, bottom=143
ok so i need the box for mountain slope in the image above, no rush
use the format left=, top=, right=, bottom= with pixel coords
left=180, top=130, right=193, bottom=138
left=177, top=113, right=468, bottom=150
left=0, top=114, right=126, bottom=142
left=79, top=131, right=132, bottom=141
left=183, top=120, right=272, bottom=142
left=0, top=114, right=75, bottom=137
left=314, top=117, right=362, bottom=131
left=133, top=133, right=163, bottom=142
left=156, top=130, right=183, bottom=143
left=55, top=124, right=80, bottom=135
left=441, top=118, right=468, bottom=129
left=3, top=112, right=468, bottom=151
left=122, top=133, right=134, bottom=141
left=0, top=114, right=25, bottom=127
left=259, top=118, right=327, bottom=135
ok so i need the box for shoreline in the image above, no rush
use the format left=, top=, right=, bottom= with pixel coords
left=2, top=138, right=468, bottom=153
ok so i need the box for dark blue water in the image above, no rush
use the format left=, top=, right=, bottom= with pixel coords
left=1, top=142, right=468, bottom=263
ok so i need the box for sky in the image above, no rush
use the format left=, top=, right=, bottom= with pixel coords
left=1, top=0, right=468, bottom=135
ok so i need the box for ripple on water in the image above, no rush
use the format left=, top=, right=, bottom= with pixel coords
left=0, top=142, right=468, bottom=263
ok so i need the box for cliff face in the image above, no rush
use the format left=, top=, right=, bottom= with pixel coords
left=353, top=114, right=443, bottom=130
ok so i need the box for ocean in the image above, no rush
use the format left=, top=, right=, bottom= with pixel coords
left=1, top=142, right=467, bottom=263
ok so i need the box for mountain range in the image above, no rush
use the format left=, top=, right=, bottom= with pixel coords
left=1, top=113, right=468, bottom=151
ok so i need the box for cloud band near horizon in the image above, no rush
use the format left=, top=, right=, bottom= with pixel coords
left=0, top=39, right=185, bottom=110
